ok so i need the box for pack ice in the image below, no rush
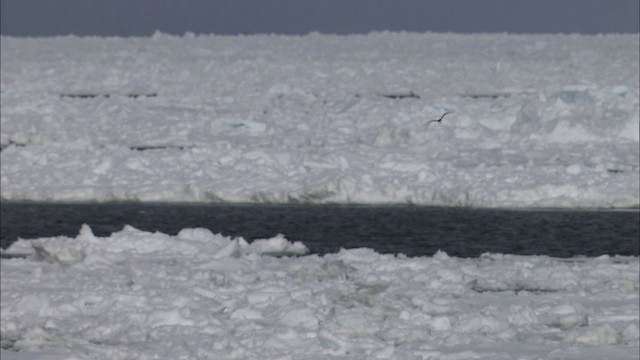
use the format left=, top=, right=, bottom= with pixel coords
left=1, top=32, right=638, bottom=207
left=1, top=225, right=638, bottom=359
left=0, top=32, right=638, bottom=360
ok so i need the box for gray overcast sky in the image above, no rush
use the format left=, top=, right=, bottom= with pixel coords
left=1, top=0, right=638, bottom=37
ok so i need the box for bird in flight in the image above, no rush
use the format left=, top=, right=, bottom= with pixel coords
left=427, top=111, right=452, bottom=125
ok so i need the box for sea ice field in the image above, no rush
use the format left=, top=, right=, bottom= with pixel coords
left=1, top=32, right=639, bottom=359
left=1, top=225, right=639, bottom=359
left=1, top=32, right=638, bottom=207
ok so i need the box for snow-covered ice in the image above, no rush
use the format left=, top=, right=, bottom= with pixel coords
left=1, top=32, right=638, bottom=207
left=1, top=32, right=639, bottom=359
left=1, top=225, right=638, bottom=359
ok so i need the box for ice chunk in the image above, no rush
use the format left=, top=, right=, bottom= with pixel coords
left=248, top=233, right=309, bottom=256
left=541, top=304, right=589, bottom=330
left=566, top=164, right=582, bottom=175
left=213, top=237, right=248, bottom=258
left=279, top=308, right=319, bottom=330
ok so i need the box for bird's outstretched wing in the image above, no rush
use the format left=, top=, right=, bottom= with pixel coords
left=427, top=111, right=452, bottom=124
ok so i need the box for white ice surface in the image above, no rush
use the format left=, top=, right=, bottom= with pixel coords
left=1, top=32, right=639, bottom=359
left=1, top=32, right=639, bottom=207
left=1, top=225, right=638, bottom=359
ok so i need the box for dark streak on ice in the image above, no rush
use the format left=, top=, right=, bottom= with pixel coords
left=130, top=145, right=193, bottom=151
left=381, top=91, right=420, bottom=99
left=60, top=93, right=157, bottom=99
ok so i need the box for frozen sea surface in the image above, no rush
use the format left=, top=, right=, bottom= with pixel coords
left=1, top=225, right=639, bottom=360
left=1, top=32, right=639, bottom=359
left=1, top=32, right=639, bottom=207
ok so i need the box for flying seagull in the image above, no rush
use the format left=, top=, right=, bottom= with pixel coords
left=427, top=111, right=452, bottom=125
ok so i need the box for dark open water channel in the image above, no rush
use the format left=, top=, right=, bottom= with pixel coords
left=1, top=202, right=638, bottom=258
